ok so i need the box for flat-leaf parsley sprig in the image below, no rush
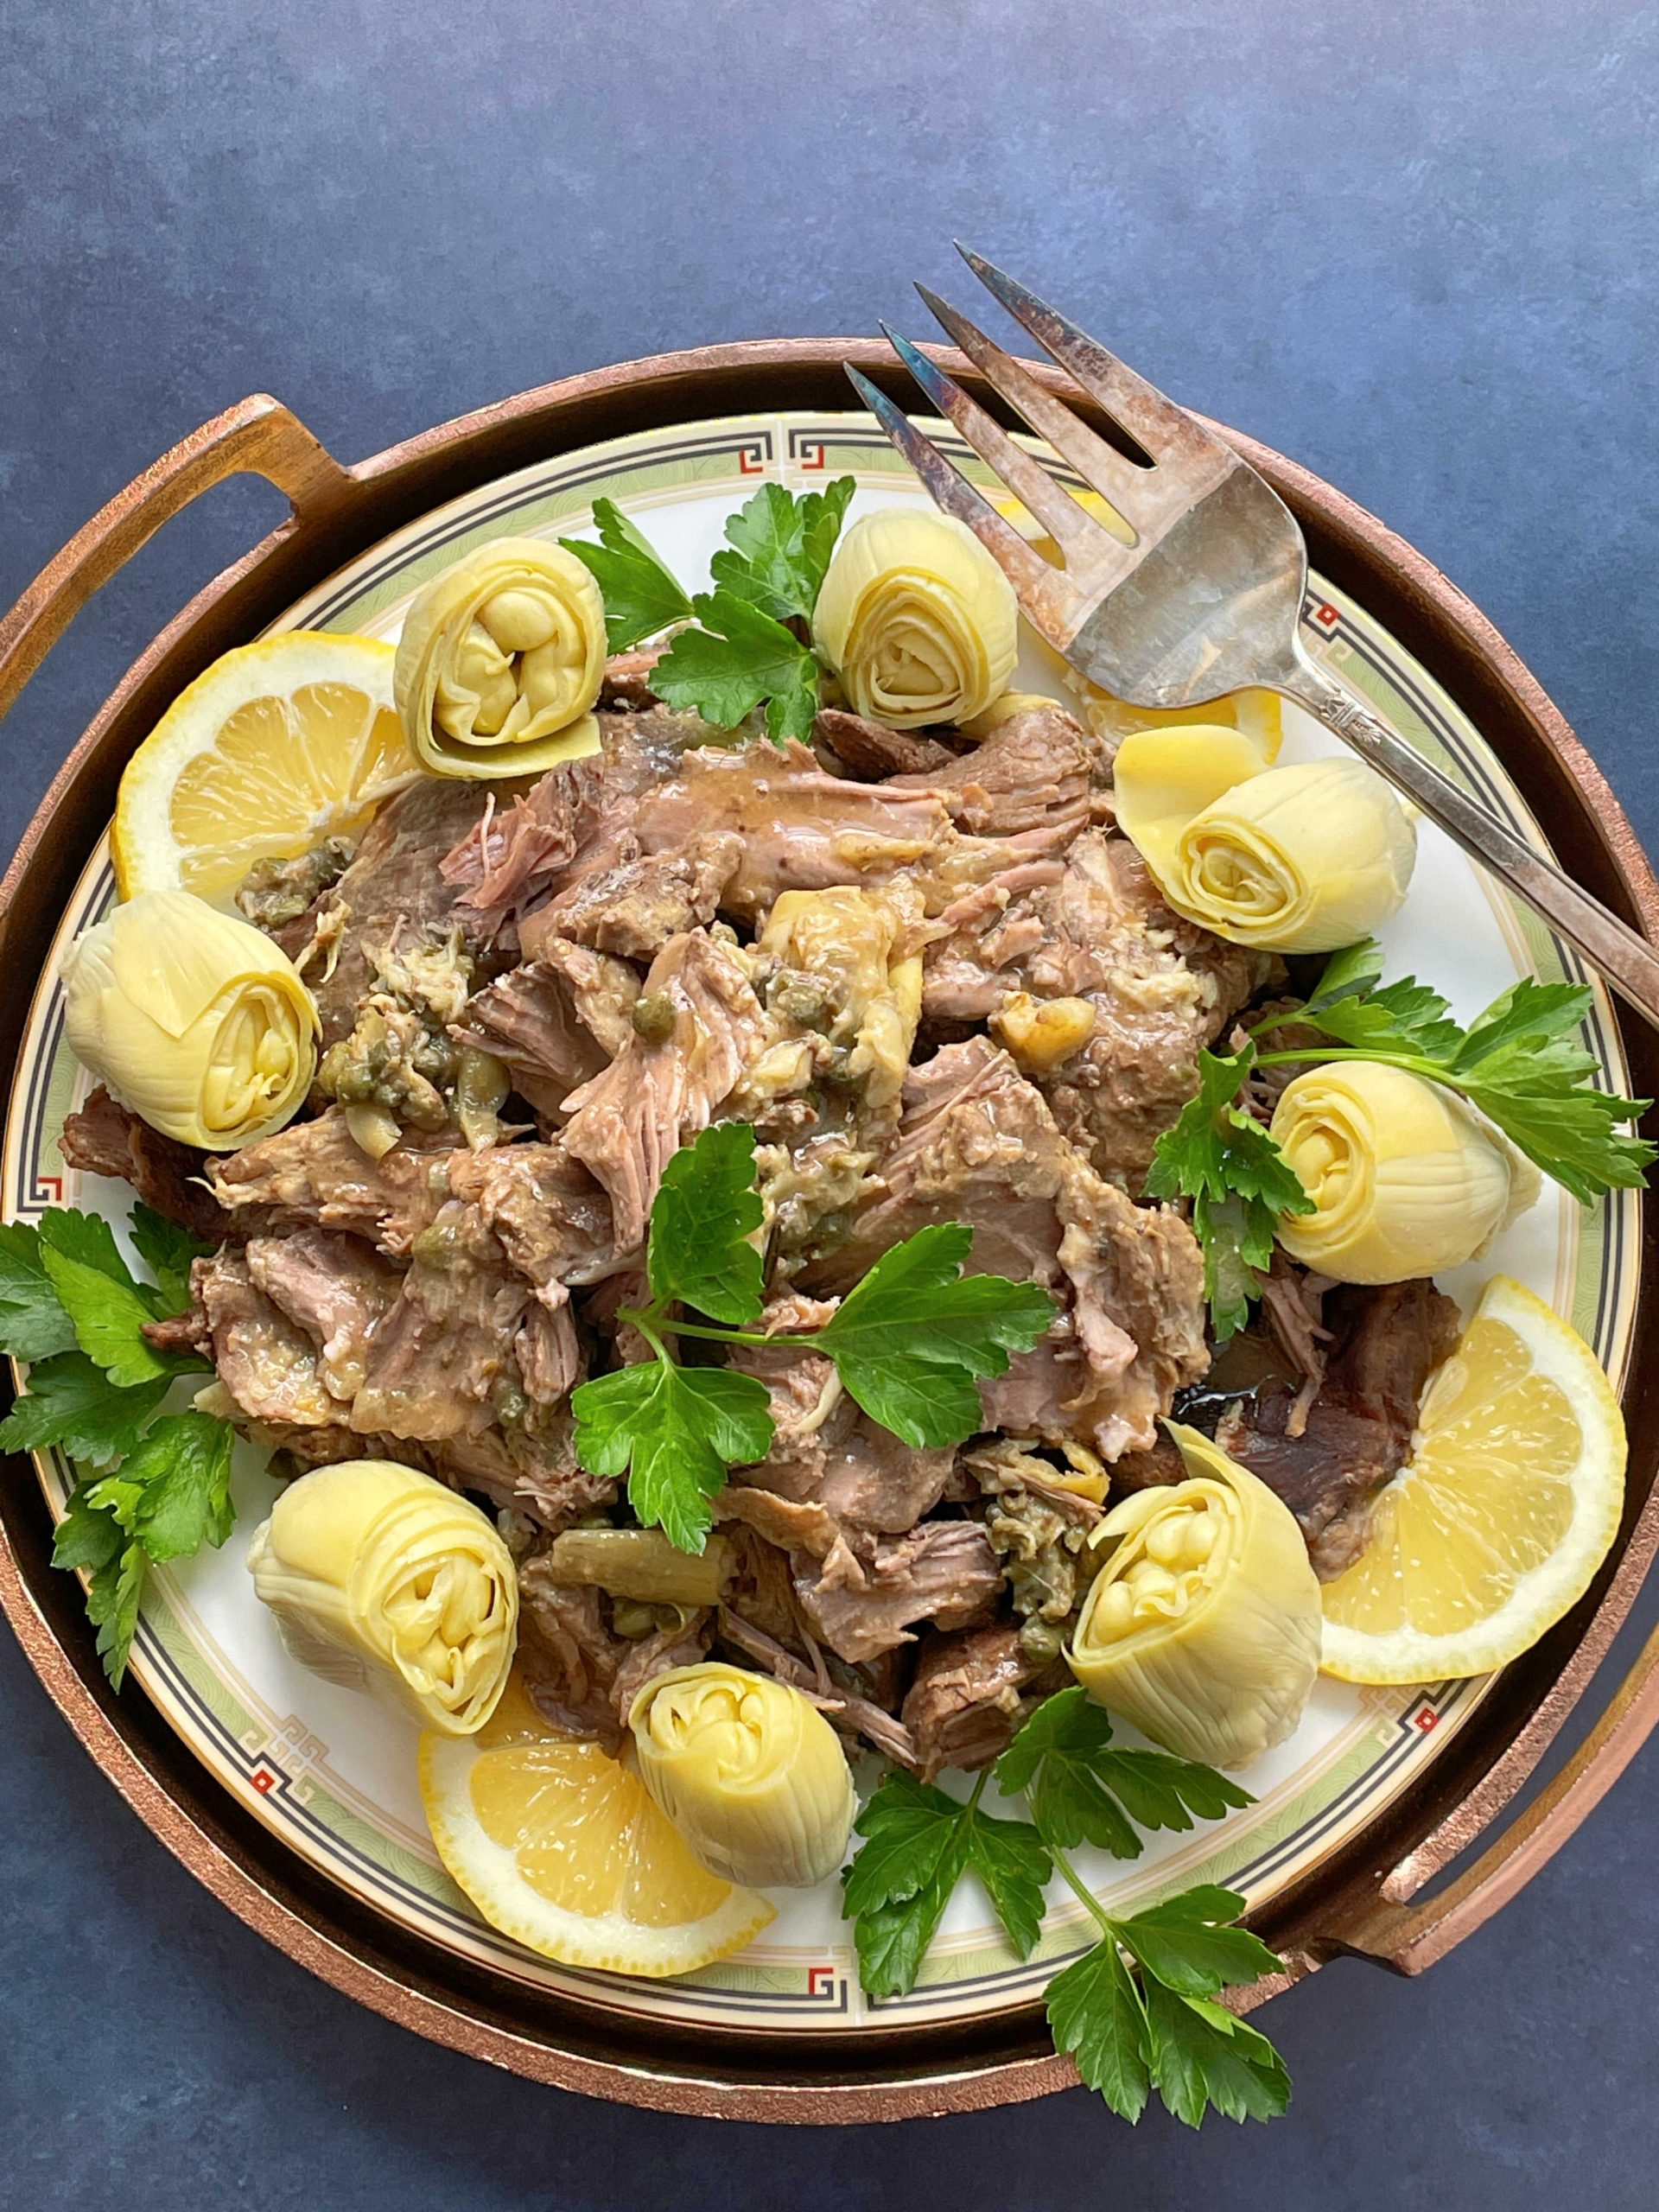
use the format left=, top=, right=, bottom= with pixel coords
left=562, top=479, right=856, bottom=744
left=842, top=1688, right=1287, bottom=2127
left=569, top=1122, right=1056, bottom=1552
left=0, top=1204, right=237, bottom=1687
left=1150, top=940, right=1655, bottom=1334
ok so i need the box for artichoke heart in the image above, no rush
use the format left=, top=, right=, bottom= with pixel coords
left=247, top=1459, right=518, bottom=1735
left=628, top=1662, right=855, bottom=1889
left=1069, top=1426, right=1321, bottom=1769
left=61, top=888, right=319, bottom=1150
left=394, top=537, right=607, bottom=779
left=811, top=508, right=1017, bottom=728
left=1113, top=727, right=1416, bottom=953
left=1270, top=1060, right=1541, bottom=1283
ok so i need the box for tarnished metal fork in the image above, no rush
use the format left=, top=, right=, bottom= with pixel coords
left=847, top=248, right=1659, bottom=1029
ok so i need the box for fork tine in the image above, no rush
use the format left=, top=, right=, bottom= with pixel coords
left=878, top=323, right=1127, bottom=567
left=841, top=364, right=1077, bottom=620
left=957, top=245, right=1227, bottom=461
left=914, top=283, right=1140, bottom=541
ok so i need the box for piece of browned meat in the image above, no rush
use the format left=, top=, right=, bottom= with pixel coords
left=728, top=1314, right=957, bottom=1535
left=440, top=1141, right=616, bottom=1297
left=450, top=957, right=629, bottom=1119
left=632, top=738, right=958, bottom=920
left=1193, top=1280, right=1461, bottom=1579
left=59, top=1087, right=229, bottom=1241
left=192, top=1249, right=344, bottom=1427
left=442, top=708, right=708, bottom=932
left=812, top=1039, right=1208, bottom=1458
left=812, top=708, right=957, bottom=780
left=243, top=1229, right=400, bottom=1402
left=207, top=1110, right=449, bottom=1247
left=920, top=828, right=1268, bottom=1187
left=305, top=779, right=494, bottom=1048
left=561, top=928, right=769, bottom=1250
left=901, top=1624, right=1054, bottom=1781
left=791, top=1521, right=1005, bottom=1663
left=598, top=645, right=665, bottom=710
left=519, top=834, right=741, bottom=963
left=888, top=704, right=1104, bottom=840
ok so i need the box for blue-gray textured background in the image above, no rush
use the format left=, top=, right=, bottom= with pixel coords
left=3, top=3, right=1657, bottom=2205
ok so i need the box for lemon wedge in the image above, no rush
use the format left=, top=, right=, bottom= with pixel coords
left=420, top=1673, right=774, bottom=1977
left=112, top=632, right=420, bottom=903
left=1319, top=1275, right=1625, bottom=1683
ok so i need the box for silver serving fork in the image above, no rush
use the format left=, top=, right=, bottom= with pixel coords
left=847, top=248, right=1659, bottom=1027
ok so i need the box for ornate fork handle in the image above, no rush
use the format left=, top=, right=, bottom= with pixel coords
left=1280, top=642, right=1659, bottom=1028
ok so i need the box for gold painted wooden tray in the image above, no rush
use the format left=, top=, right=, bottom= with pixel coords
left=2, top=344, right=1657, bottom=2120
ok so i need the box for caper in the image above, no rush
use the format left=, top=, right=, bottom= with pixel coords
left=632, top=990, right=676, bottom=1045
left=410, top=1222, right=461, bottom=1268
left=1018, top=1616, right=1066, bottom=1663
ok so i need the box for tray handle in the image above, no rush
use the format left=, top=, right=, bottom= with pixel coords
left=0, top=394, right=353, bottom=722
left=1329, top=1618, right=1659, bottom=1974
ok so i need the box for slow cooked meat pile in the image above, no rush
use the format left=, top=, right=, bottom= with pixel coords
left=65, top=684, right=1453, bottom=1781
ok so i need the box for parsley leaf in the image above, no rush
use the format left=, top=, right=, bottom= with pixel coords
left=559, top=498, right=694, bottom=653
left=1300, top=935, right=1385, bottom=1014
left=842, top=1771, right=978, bottom=1997
left=0, top=1352, right=170, bottom=1465
left=652, top=589, right=823, bottom=744
left=708, top=478, right=855, bottom=623
left=86, top=1541, right=147, bottom=1690
left=129, top=1204, right=211, bottom=1315
left=51, top=1476, right=128, bottom=1574
left=571, top=1358, right=773, bottom=1554
left=646, top=1120, right=765, bottom=1325
left=35, top=1209, right=168, bottom=1388
left=813, top=1223, right=1057, bottom=1447
left=1141, top=1981, right=1292, bottom=2127
left=1116, top=1885, right=1284, bottom=1999
left=841, top=1770, right=1051, bottom=1997
left=119, top=1412, right=236, bottom=1561
left=963, top=1804, right=1052, bottom=1960
left=574, top=1128, right=1058, bottom=1540
left=996, top=1689, right=1251, bottom=1859
left=0, top=1219, right=79, bottom=1361
left=840, top=1699, right=1292, bottom=2126
left=1047, top=1936, right=1152, bottom=2123
left=10, top=1202, right=238, bottom=1691
left=1146, top=1046, right=1313, bottom=1338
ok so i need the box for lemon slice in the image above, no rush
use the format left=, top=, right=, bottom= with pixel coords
left=420, top=1673, right=774, bottom=1977
left=1319, top=1276, right=1625, bottom=1683
left=112, top=632, right=420, bottom=903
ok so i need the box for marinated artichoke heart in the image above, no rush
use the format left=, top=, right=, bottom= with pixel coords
left=1069, top=1426, right=1321, bottom=1769
left=627, top=1662, right=856, bottom=1889
left=811, top=508, right=1017, bottom=728
left=61, top=888, right=320, bottom=1150
left=394, top=537, right=607, bottom=779
left=1113, top=726, right=1416, bottom=954
left=247, top=1459, right=518, bottom=1735
left=1270, top=1060, right=1541, bottom=1284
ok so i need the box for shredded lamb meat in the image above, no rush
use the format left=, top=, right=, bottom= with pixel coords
left=80, top=664, right=1471, bottom=1793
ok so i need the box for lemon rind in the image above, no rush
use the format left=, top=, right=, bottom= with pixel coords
left=419, top=1733, right=776, bottom=1978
